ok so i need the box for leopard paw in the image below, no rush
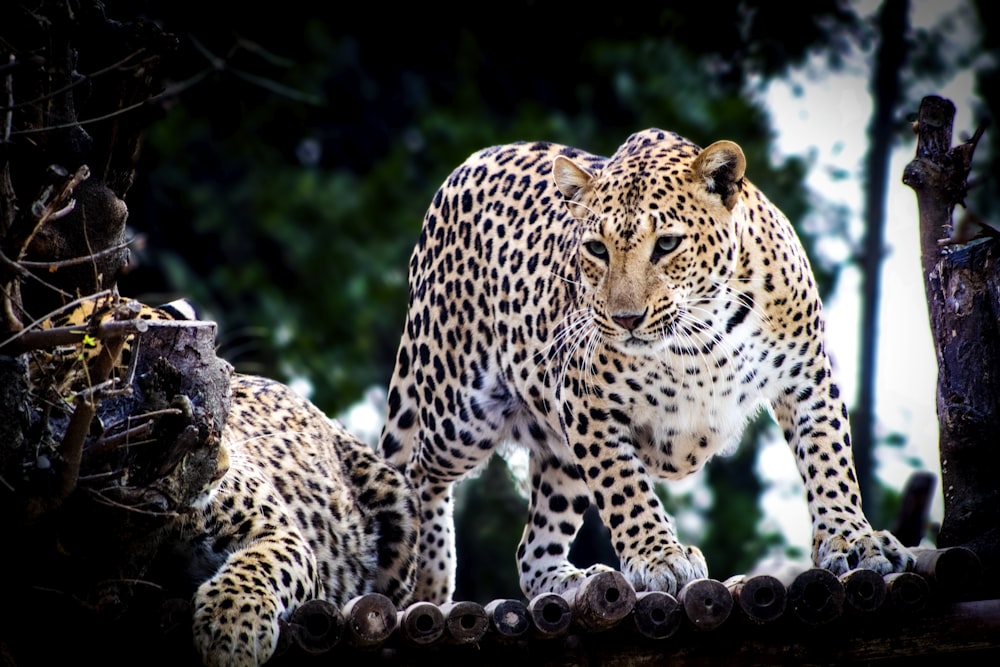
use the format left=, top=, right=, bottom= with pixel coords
left=622, top=543, right=708, bottom=594
left=817, top=529, right=915, bottom=575
left=192, top=582, right=281, bottom=667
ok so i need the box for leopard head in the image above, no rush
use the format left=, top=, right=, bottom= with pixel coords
left=553, top=133, right=747, bottom=354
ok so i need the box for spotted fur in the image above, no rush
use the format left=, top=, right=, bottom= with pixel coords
left=379, top=129, right=914, bottom=603
left=175, top=374, right=416, bottom=666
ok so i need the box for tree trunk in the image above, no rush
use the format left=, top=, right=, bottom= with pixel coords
left=853, top=0, right=909, bottom=525
left=903, top=94, right=1000, bottom=600
left=0, top=5, right=234, bottom=665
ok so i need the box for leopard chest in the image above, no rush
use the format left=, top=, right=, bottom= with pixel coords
left=558, top=339, right=770, bottom=481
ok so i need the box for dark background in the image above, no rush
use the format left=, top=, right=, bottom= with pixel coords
left=6, top=0, right=994, bottom=602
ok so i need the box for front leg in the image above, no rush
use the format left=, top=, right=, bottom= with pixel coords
left=184, top=461, right=323, bottom=667
left=516, top=453, right=616, bottom=597
left=564, top=417, right=707, bottom=594
left=772, top=362, right=915, bottom=575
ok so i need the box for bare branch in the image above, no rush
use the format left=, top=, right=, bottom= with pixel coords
left=189, top=36, right=322, bottom=106
left=90, top=407, right=184, bottom=455
left=3, top=317, right=148, bottom=354
left=9, top=69, right=212, bottom=136
left=3, top=53, right=12, bottom=144
left=50, top=312, right=131, bottom=509
left=18, top=164, right=91, bottom=262
left=0, top=49, right=148, bottom=113
left=18, top=235, right=144, bottom=270
left=0, top=289, right=114, bottom=351
left=84, top=487, right=177, bottom=517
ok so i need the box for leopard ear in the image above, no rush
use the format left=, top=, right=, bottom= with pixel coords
left=691, top=140, right=746, bottom=210
left=552, top=155, right=593, bottom=202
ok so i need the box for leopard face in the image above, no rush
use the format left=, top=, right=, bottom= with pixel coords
left=556, top=138, right=742, bottom=357
left=380, top=128, right=915, bottom=604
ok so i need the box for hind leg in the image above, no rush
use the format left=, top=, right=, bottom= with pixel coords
left=516, top=453, right=614, bottom=597
left=410, top=475, right=457, bottom=603
left=338, top=434, right=419, bottom=605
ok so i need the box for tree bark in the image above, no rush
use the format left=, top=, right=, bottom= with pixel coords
left=0, top=5, right=234, bottom=665
left=903, top=94, right=1000, bottom=599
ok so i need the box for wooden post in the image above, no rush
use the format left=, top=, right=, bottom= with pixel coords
left=341, top=594, right=398, bottom=647
left=839, top=568, right=887, bottom=613
left=725, top=573, right=787, bottom=624
left=527, top=592, right=573, bottom=638
left=286, top=599, right=344, bottom=656
left=884, top=572, right=930, bottom=614
left=677, top=578, right=733, bottom=631
left=786, top=568, right=845, bottom=625
left=631, top=591, right=683, bottom=639
left=902, top=95, right=1000, bottom=599
left=483, top=599, right=531, bottom=641
left=565, top=570, right=636, bottom=633
left=396, top=601, right=446, bottom=646
left=440, top=600, right=489, bottom=644
left=911, top=546, right=983, bottom=599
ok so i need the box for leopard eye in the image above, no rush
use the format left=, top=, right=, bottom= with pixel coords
left=652, top=235, right=682, bottom=259
left=583, top=240, right=608, bottom=259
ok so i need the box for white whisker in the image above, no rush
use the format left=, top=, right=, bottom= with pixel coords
left=530, top=306, right=603, bottom=402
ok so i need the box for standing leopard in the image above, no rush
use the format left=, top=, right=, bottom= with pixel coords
left=379, top=128, right=915, bottom=603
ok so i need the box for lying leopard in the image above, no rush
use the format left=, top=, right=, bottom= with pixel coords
left=181, top=373, right=416, bottom=666
left=379, top=128, right=915, bottom=603
left=30, top=297, right=417, bottom=667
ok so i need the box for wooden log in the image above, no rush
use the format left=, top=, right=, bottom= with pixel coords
left=565, top=570, right=636, bottom=632
left=273, top=618, right=295, bottom=661
left=839, top=568, right=887, bottom=613
left=786, top=568, right=844, bottom=625
left=483, top=599, right=531, bottom=641
left=440, top=600, right=489, bottom=644
left=341, top=593, right=398, bottom=647
left=884, top=572, right=930, bottom=614
left=631, top=590, right=683, bottom=640
left=677, top=578, right=732, bottom=631
left=724, top=574, right=786, bottom=624
left=287, top=599, right=344, bottom=655
left=527, top=592, right=573, bottom=638
left=912, top=546, right=983, bottom=598
left=579, top=599, right=1000, bottom=666
left=396, top=601, right=445, bottom=646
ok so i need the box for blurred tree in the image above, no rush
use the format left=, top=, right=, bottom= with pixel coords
left=453, top=455, right=529, bottom=601
left=854, top=0, right=910, bottom=528
left=850, top=0, right=992, bottom=528
left=970, top=0, right=999, bottom=227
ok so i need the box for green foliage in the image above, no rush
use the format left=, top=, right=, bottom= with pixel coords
left=143, top=104, right=419, bottom=408
left=969, top=0, right=1000, bottom=231
left=453, top=455, right=527, bottom=602
left=133, top=15, right=847, bottom=411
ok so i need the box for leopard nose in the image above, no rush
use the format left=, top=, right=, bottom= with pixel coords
left=612, top=312, right=645, bottom=331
